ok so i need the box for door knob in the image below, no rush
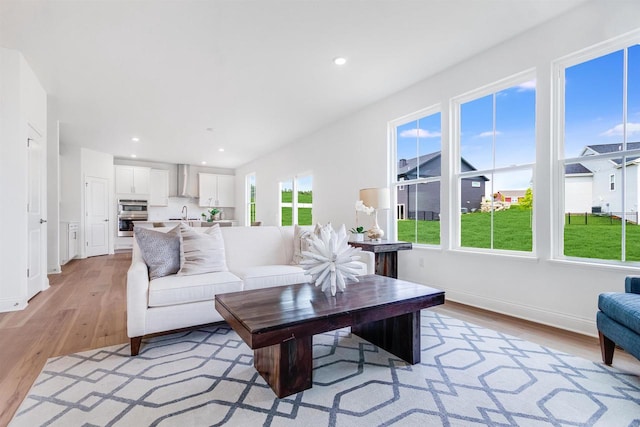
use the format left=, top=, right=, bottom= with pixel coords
left=40, top=219, right=47, bottom=224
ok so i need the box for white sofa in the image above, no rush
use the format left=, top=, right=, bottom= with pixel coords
left=127, top=225, right=375, bottom=355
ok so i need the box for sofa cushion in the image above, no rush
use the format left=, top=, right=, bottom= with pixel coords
left=178, top=224, right=228, bottom=276
left=598, top=292, right=640, bottom=335
left=234, top=265, right=311, bottom=291
left=292, top=225, right=314, bottom=264
left=148, top=270, right=243, bottom=307
left=134, top=225, right=181, bottom=280
left=220, top=226, right=290, bottom=270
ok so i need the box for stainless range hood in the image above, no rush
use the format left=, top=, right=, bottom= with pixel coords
left=177, top=164, right=195, bottom=197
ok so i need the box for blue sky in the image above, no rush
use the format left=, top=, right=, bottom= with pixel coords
left=396, top=43, right=639, bottom=194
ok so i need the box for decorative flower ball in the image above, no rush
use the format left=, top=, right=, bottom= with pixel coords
left=300, top=227, right=362, bottom=296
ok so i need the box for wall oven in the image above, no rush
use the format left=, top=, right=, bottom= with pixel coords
left=118, top=199, right=148, bottom=237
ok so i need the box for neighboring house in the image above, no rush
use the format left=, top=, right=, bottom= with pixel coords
left=397, top=152, right=487, bottom=220
left=495, top=190, right=526, bottom=204
left=565, top=163, right=594, bottom=213
left=566, top=142, right=640, bottom=222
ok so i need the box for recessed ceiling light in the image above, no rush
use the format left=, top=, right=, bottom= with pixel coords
left=130, top=154, right=137, bottom=158
left=206, top=127, right=214, bottom=132
left=131, top=137, right=140, bottom=142
left=218, top=148, right=225, bottom=152
left=201, top=161, right=207, bottom=165
left=333, top=57, right=347, bottom=66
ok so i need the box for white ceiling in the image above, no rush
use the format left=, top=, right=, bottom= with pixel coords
left=0, top=0, right=586, bottom=169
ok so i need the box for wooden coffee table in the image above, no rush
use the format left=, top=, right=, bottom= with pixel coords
left=214, top=274, right=444, bottom=398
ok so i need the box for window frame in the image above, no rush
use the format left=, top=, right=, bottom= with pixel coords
left=389, top=104, right=442, bottom=246
left=245, top=173, right=256, bottom=225
left=279, top=174, right=313, bottom=226
left=553, top=29, right=640, bottom=265
left=451, top=68, right=537, bottom=255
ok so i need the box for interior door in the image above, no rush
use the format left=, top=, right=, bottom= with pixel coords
left=27, top=127, right=46, bottom=300
left=85, top=176, right=110, bottom=257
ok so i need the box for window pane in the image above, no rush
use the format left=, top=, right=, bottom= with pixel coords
left=565, top=50, right=623, bottom=158
left=281, top=179, right=293, bottom=226
left=495, top=83, right=536, bottom=168
left=492, top=170, right=533, bottom=251
left=460, top=170, right=532, bottom=251
left=460, top=94, right=493, bottom=171
left=395, top=111, right=441, bottom=246
left=297, top=175, right=312, bottom=226
left=629, top=45, right=640, bottom=147
left=397, top=182, right=440, bottom=245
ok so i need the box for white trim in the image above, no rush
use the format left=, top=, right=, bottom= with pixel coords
left=0, top=297, right=27, bottom=312
left=443, top=289, right=597, bottom=338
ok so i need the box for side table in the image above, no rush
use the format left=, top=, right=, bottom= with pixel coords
left=349, top=240, right=412, bottom=278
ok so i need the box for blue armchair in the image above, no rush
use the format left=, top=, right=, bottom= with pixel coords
left=597, top=276, right=640, bottom=364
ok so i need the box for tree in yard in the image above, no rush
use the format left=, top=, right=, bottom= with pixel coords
left=520, top=187, right=533, bottom=209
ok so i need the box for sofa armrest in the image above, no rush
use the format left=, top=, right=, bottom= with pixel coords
left=354, top=251, right=375, bottom=275
left=625, top=276, right=640, bottom=294
left=127, top=259, right=150, bottom=338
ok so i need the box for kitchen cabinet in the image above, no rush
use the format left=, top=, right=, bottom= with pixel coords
left=199, top=173, right=235, bottom=207
left=60, top=222, right=79, bottom=265
left=149, top=169, right=169, bottom=206
left=115, top=165, right=150, bottom=195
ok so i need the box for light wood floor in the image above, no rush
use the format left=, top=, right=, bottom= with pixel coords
left=0, top=253, right=637, bottom=425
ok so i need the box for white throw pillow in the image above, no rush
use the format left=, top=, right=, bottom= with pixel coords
left=292, top=223, right=348, bottom=265
left=178, top=223, right=228, bottom=276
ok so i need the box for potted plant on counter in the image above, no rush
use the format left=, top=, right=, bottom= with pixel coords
left=201, top=208, right=221, bottom=222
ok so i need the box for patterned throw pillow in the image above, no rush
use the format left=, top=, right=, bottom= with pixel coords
left=134, top=225, right=181, bottom=280
left=178, top=223, right=228, bottom=276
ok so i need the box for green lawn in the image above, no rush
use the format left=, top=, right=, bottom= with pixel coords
left=281, top=191, right=313, bottom=226
left=398, top=208, right=640, bottom=261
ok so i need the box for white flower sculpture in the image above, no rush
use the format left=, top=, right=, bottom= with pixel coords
left=300, top=227, right=363, bottom=296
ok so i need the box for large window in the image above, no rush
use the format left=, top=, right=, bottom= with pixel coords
left=280, top=175, right=313, bottom=226
left=246, top=173, right=256, bottom=225
left=393, top=109, right=441, bottom=245
left=561, top=43, right=640, bottom=262
left=455, top=72, right=536, bottom=252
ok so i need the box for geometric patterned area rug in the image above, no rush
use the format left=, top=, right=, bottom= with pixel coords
left=10, top=311, right=640, bottom=426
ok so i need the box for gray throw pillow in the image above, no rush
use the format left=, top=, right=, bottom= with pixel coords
left=134, top=225, right=181, bottom=280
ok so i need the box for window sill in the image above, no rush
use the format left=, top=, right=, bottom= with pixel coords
left=448, top=247, right=539, bottom=263
left=549, top=257, right=640, bottom=272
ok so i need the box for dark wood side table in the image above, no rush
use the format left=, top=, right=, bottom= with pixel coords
left=349, top=240, right=412, bottom=278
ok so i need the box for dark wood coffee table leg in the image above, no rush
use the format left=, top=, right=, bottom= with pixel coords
left=253, top=335, right=313, bottom=398
left=352, top=310, right=421, bottom=364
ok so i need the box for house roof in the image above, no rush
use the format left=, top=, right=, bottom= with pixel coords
left=397, top=151, right=488, bottom=181
left=565, top=163, right=592, bottom=174
left=584, top=141, right=640, bottom=154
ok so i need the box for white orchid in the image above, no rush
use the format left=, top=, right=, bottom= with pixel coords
left=300, top=229, right=362, bottom=296
left=355, top=200, right=374, bottom=215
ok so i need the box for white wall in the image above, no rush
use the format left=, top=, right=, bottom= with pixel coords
left=235, top=1, right=640, bottom=336
left=59, top=145, right=114, bottom=258
left=0, top=48, right=47, bottom=311
left=47, top=114, right=60, bottom=273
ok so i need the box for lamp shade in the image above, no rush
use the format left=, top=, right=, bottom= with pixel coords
left=359, top=187, right=390, bottom=210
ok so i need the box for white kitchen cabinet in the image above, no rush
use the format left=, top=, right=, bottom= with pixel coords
left=115, top=165, right=150, bottom=195
left=149, top=169, right=169, bottom=206
left=60, top=222, right=79, bottom=265
left=199, top=173, right=235, bottom=207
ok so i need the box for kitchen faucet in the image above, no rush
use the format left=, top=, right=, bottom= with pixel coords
left=181, top=205, right=188, bottom=220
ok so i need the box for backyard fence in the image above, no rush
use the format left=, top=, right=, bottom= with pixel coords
left=407, top=210, right=440, bottom=221
left=566, top=212, right=640, bottom=225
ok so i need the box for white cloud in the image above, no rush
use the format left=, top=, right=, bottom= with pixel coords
left=478, top=130, right=502, bottom=138
left=600, top=122, right=640, bottom=137
left=517, top=79, right=536, bottom=91
left=399, top=128, right=441, bottom=138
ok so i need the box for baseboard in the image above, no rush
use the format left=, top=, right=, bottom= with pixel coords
left=0, top=297, right=27, bottom=312
left=442, top=288, right=598, bottom=338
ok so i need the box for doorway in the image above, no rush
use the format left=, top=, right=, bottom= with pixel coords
left=27, top=126, right=47, bottom=299
left=85, top=176, right=110, bottom=257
